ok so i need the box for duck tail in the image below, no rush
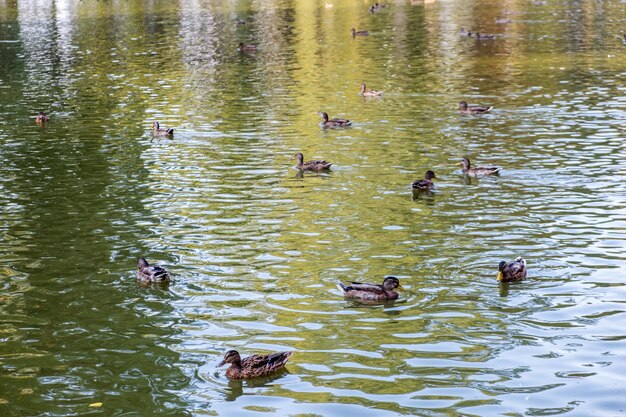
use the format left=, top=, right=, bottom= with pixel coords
left=166, top=128, right=174, bottom=134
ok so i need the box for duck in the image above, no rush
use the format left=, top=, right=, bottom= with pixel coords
left=497, top=257, right=527, bottom=282
left=218, top=349, right=293, bottom=379
left=238, top=42, right=257, bottom=52
left=476, top=32, right=496, bottom=40
left=318, top=111, right=352, bottom=127
left=136, top=257, right=170, bottom=282
left=459, top=158, right=500, bottom=176
left=412, top=170, right=436, bottom=191
left=351, top=28, right=369, bottom=37
left=35, top=111, right=49, bottom=124
left=294, top=153, right=332, bottom=171
left=337, top=276, right=403, bottom=301
left=152, top=121, right=174, bottom=136
left=359, top=83, right=383, bottom=97
left=458, top=101, right=493, bottom=114
left=459, top=28, right=473, bottom=37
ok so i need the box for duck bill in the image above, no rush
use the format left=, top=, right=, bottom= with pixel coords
left=217, top=360, right=226, bottom=367
left=397, top=284, right=405, bottom=290
left=496, top=272, right=503, bottom=282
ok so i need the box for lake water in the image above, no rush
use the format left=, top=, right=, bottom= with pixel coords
left=1, top=0, right=625, bottom=416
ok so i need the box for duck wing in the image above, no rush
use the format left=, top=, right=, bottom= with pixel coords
left=241, top=352, right=293, bottom=374
left=504, top=258, right=527, bottom=281
left=347, top=281, right=385, bottom=294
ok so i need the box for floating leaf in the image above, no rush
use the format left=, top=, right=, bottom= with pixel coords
left=89, top=402, right=103, bottom=408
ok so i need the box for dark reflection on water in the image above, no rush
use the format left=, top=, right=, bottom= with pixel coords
left=1, top=0, right=626, bottom=416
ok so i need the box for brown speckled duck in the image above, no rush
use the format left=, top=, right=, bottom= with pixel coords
left=294, top=153, right=332, bottom=171
left=351, top=28, right=369, bottom=37
left=360, top=83, right=383, bottom=97
left=318, top=111, right=352, bottom=127
left=35, top=111, right=49, bottom=124
left=412, top=170, right=436, bottom=191
left=136, top=258, right=170, bottom=282
left=497, top=257, right=527, bottom=282
left=459, top=158, right=500, bottom=176
left=458, top=101, right=492, bottom=114
left=152, top=121, right=174, bottom=136
left=218, top=349, right=293, bottom=379
left=337, top=276, right=403, bottom=301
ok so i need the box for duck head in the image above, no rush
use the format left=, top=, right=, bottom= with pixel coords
left=137, top=257, right=150, bottom=269
left=218, top=350, right=241, bottom=367
left=382, top=276, right=403, bottom=291
left=458, top=101, right=468, bottom=110
left=318, top=111, right=329, bottom=122
left=459, top=158, right=471, bottom=171
left=293, top=153, right=304, bottom=163
left=497, top=261, right=507, bottom=281
left=424, top=170, right=436, bottom=180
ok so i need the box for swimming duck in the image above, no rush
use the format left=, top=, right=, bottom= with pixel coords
left=152, top=121, right=174, bottom=136
left=218, top=349, right=293, bottom=379
left=318, top=111, right=352, bottom=127
left=476, top=32, right=496, bottom=40
left=337, top=276, right=403, bottom=301
left=497, top=257, right=527, bottom=282
left=412, top=170, right=436, bottom=191
left=351, top=28, right=369, bottom=37
left=238, top=42, right=257, bottom=52
left=360, top=83, right=383, bottom=97
left=35, top=111, right=49, bottom=124
left=459, top=28, right=473, bottom=37
left=458, top=101, right=493, bottom=114
left=459, top=158, right=500, bottom=176
left=294, top=153, right=332, bottom=171
left=136, top=258, right=170, bottom=282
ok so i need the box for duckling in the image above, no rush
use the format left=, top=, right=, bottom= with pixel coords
left=497, top=257, right=527, bottom=282
left=35, top=111, right=49, bottom=124
left=218, top=349, right=293, bottom=379
left=337, top=276, right=403, bottom=301
left=458, top=101, right=492, bottom=114
left=318, top=111, right=352, bottom=128
left=152, top=121, right=174, bottom=136
left=359, top=83, right=383, bottom=97
left=351, top=28, right=369, bottom=37
left=136, top=258, right=170, bottom=282
left=294, top=153, right=332, bottom=171
left=459, top=158, right=500, bottom=176
left=238, top=42, right=257, bottom=52
left=412, top=170, right=436, bottom=191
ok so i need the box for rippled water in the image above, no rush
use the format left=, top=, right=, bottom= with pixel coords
left=1, top=0, right=626, bottom=416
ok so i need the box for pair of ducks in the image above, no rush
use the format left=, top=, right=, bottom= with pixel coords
left=411, top=158, right=500, bottom=191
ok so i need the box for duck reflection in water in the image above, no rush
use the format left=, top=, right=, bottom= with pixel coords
left=223, top=369, right=291, bottom=401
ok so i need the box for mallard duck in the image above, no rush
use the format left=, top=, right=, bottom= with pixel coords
left=136, top=257, right=170, bottom=282
left=497, top=257, right=527, bottom=282
left=238, top=42, right=257, bottom=52
left=459, top=158, right=500, bottom=176
left=351, top=28, right=369, bottom=37
left=476, top=32, right=496, bottom=40
left=294, top=153, right=332, bottom=171
left=337, top=276, right=403, bottom=301
left=412, top=170, right=436, bottom=191
left=218, top=349, right=293, bottom=379
left=35, top=111, right=49, bottom=124
left=360, top=83, right=383, bottom=97
left=459, top=28, right=473, bottom=37
left=152, top=121, right=174, bottom=136
left=318, top=111, right=352, bottom=127
left=458, top=101, right=492, bottom=114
